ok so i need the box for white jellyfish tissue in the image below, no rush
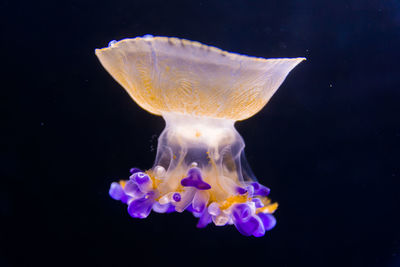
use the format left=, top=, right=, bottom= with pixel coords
left=97, top=35, right=304, bottom=237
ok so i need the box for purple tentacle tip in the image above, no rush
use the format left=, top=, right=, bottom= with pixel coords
left=252, top=198, right=264, bottom=208
left=181, top=168, right=211, bottom=190
left=186, top=204, right=195, bottom=213
left=152, top=202, right=172, bottom=213
left=130, top=172, right=152, bottom=192
left=236, top=186, right=247, bottom=195
left=109, top=182, right=130, bottom=203
left=129, top=168, right=142, bottom=175
left=237, top=217, right=261, bottom=236
left=133, top=172, right=150, bottom=185
left=196, top=210, right=212, bottom=228
left=251, top=182, right=270, bottom=197
left=232, top=203, right=265, bottom=237
left=232, top=203, right=252, bottom=222
left=166, top=204, right=176, bottom=213
left=173, top=193, right=181, bottom=202
left=109, top=182, right=124, bottom=200
left=123, top=180, right=144, bottom=198
left=127, top=193, right=155, bottom=219
left=258, top=213, right=277, bottom=231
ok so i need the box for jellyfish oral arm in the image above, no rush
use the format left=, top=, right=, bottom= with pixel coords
left=156, top=112, right=241, bottom=197
left=109, top=112, right=278, bottom=236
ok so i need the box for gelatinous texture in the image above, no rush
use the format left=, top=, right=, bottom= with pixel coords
left=97, top=35, right=304, bottom=237
left=95, top=36, right=305, bottom=121
left=109, top=168, right=278, bottom=237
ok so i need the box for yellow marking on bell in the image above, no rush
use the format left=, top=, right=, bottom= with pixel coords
left=195, top=131, right=201, bottom=137
left=165, top=66, right=170, bottom=72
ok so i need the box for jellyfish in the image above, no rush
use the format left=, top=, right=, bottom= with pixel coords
left=95, top=35, right=305, bottom=237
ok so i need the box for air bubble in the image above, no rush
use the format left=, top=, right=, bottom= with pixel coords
left=108, top=40, right=117, bottom=47
left=154, top=165, right=166, bottom=178
left=190, top=162, right=198, bottom=168
left=143, top=34, right=154, bottom=40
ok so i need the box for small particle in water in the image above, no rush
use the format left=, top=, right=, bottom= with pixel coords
left=40, top=122, right=44, bottom=126
left=329, top=83, right=333, bottom=88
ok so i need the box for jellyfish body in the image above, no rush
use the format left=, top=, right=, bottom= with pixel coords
left=96, top=36, right=304, bottom=237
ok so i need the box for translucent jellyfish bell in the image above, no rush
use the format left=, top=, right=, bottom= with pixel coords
left=96, top=36, right=305, bottom=237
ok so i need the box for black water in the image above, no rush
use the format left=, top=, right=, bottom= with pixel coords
left=3, top=0, right=400, bottom=266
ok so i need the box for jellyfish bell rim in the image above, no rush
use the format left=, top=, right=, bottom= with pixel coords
left=95, top=35, right=305, bottom=65
left=95, top=35, right=306, bottom=121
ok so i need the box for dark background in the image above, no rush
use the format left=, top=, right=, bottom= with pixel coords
left=3, top=0, right=400, bottom=266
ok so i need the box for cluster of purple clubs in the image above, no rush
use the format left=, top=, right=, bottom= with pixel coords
left=110, top=167, right=276, bottom=237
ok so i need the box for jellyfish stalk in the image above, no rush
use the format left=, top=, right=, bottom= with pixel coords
left=96, top=35, right=305, bottom=237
